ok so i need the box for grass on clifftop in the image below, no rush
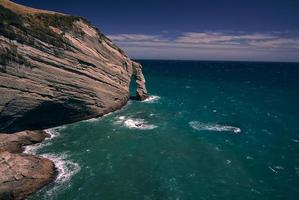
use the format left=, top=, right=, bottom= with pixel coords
left=0, top=5, right=84, bottom=48
left=0, top=5, right=22, bottom=27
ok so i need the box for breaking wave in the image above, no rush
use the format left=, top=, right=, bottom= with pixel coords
left=115, top=116, right=157, bottom=130
left=189, top=121, right=241, bottom=133
left=42, top=153, right=80, bottom=184
left=23, top=128, right=61, bottom=154
left=143, top=95, right=160, bottom=103
left=23, top=126, right=80, bottom=198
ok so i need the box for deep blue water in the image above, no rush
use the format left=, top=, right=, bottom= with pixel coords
left=27, top=60, right=299, bottom=200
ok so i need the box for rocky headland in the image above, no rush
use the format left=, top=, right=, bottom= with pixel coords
left=0, top=0, right=148, bottom=199
left=0, top=0, right=148, bottom=134
left=0, top=130, right=55, bottom=200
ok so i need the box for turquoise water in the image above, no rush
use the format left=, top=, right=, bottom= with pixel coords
left=27, top=60, right=299, bottom=200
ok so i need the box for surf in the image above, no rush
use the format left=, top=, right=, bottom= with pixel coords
left=114, top=115, right=158, bottom=130
left=189, top=121, right=241, bottom=134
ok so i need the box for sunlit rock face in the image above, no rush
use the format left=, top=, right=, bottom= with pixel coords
left=132, top=61, right=148, bottom=101
left=0, top=0, right=148, bottom=133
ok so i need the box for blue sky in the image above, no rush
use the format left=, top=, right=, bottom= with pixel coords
left=14, top=0, right=299, bottom=62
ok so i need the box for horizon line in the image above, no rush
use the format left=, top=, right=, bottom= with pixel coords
left=132, top=58, right=299, bottom=64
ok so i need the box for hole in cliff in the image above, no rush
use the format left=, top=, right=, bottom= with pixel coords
left=129, top=75, right=138, bottom=100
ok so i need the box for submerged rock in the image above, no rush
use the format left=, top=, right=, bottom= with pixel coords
left=0, top=0, right=148, bottom=133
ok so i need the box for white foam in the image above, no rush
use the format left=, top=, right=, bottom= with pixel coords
left=143, top=95, right=160, bottom=103
left=114, top=116, right=157, bottom=130
left=44, top=128, right=61, bottom=140
left=124, top=118, right=157, bottom=130
left=23, top=126, right=80, bottom=198
left=23, top=142, right=49, bottom=155
left=274, top=166, right=284, bottom=170
left=84, top=118, right=99, bottom=122
left=114, top=116, right=126, bottom=125
left=84, top=112, right=113, bottom=122
left=291, top=139, right=299, bottom=143
left=189, top=121, right=241, bottom=134
left=23, top=128, right=61, bottom=154
left=42, top=153, right=80, bottom=183
left=119, top=116, right=125, bottom=120
left=268, top=166, right=278, bottom=174
left=39, top=153, right=80, bottom=199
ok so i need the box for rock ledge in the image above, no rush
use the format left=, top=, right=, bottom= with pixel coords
left=0, top=130, right=55, bottom=200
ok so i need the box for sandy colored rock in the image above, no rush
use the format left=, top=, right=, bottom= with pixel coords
left=0, top=0, right=148, bottom=133
left=0, top=130, right=49, bottom=153
left=132, top=61, right=149, bottom=100
left=0, top=151, right=55, bottom=200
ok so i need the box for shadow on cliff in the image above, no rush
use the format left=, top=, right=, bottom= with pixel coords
left=1, top=99, right=94, bottom=133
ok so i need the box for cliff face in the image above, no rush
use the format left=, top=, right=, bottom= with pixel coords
left=0, top=0, right=148, bottom=133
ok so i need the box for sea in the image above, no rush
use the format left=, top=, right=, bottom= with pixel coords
left=26, top=60, right=299, bottom=200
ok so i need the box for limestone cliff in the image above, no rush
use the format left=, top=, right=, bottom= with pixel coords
left=0, top=0, right=148, bottom=133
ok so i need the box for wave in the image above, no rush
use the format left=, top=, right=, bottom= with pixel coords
left=84, top=112, right=113, bottom=123
left=23, top=142, right=48, bottom=155
left=115, top=116, right=157, bottom=130
left=36, top=153, right=80, bottom=199
left=189, top=121, right=241, bottom=134
left=45, top=128, right=61, bottom=140
left=23, top=128, right=61, bottom=154
left=23, top=126, right=80, bottom=198
left=143, top=95, right=160, bottom=103
left=42, top=153, right=80, bottom=184
left=84, top=118, right=99, bottom=122
left=124, top=118, right=158, bottom=130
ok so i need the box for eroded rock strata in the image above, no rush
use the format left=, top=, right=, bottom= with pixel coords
left=0, top=0, right=148, bottom=133
left=0, top=0, right=149, bottom=199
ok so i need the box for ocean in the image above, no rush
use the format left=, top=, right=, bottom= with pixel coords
left=26, top=60, right=299, bottom=200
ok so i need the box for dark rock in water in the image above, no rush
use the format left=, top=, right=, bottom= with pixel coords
left=0, top=130, right=49, bottom=153
left=0, top=151, right=55, bottom=200
left=0, top=0, right=148, bottom=133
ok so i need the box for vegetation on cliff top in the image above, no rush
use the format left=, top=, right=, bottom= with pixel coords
left=0, top=5, right=84, bottom=49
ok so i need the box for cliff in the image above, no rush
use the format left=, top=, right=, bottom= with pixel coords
left=0, top=1, right=149, bottom=199
left=0, top=0, right=148, bottom=133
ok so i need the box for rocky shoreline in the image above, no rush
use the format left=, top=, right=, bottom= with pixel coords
left=0, top=0, right=148, bottom=134
left=0, top=0, right=149, bottom=199
left=0, top=130, right=56, bottom=200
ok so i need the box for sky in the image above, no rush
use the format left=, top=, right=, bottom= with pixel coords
left=13, top=0, right=299, bottom=62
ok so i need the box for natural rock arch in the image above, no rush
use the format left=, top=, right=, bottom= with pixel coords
left=130, top=61, right=148, bottom=101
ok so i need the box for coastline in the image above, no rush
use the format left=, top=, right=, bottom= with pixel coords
left=0, top=98, right=132, bottom=200
left=0, top=1, right=149, bottom=198
left=0, top=130, right=56, bottom=200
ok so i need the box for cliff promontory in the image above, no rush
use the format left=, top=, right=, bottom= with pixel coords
left=0, top=0, right=148, bottom=133
left=0, top=0, right=148, bottom=199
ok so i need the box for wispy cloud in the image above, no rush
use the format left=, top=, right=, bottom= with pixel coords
left=107, top=31, right=299, bottom=61
left=108, top=34, right=166, bottom=42
left=175, top=32, right=278, bottom=45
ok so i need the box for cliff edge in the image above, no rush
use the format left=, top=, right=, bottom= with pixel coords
left=0, top=0, right=148, bottom=133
